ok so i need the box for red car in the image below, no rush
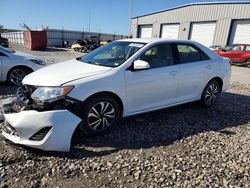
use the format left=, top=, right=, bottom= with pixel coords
left=214, top=44, right=250, bottom=66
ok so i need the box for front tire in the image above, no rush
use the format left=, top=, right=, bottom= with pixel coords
left=200, top=80, right=221, bottom=107
left=8, top=67, right=32, bottom=85
left=79, top=95, right=121, bottom=135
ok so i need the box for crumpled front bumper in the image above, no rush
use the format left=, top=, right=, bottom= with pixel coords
left=0, top=98, right=81, bottom=152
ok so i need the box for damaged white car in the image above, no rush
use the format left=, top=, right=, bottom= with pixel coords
left=0, top=39, right=231, bottom=152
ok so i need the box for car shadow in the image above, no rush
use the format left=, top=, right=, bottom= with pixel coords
left=27, top=90, right=249, bottom=158
left=2, top=90, right=250, bottom=158
left=0, top=83, right=18, bottom=97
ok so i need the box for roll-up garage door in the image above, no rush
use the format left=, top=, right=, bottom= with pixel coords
left=138, top=25, right=152, bottom=38
left=161, top=24, right=179, bottom=39
left=229, top=20, right=250, bottom=44
left=190, top=22, right=216, bottom=47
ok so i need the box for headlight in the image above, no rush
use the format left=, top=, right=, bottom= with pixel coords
left=30, top=59, right=46, bottom=65
left=31, top=86, right=73, bottom=103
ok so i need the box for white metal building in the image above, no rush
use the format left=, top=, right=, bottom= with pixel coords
left=130, top=1, right=250, bottom=47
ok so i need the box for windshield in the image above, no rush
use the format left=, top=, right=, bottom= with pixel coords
left=78, top=41, right=145, bottom=67
left=0, top=45, right=15, bottom=53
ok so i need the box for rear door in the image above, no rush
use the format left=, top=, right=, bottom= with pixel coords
left=228, top=45, right=246, bottom=62
left=175, top=43, right=213, bottom=102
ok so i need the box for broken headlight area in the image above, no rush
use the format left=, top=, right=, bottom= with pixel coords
left=1, top=85, right=79, bottom=114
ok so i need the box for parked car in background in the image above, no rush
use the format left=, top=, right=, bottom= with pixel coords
left=0, top=39, right=231, bottom=151
left=0, top=37, right=9, bottom=47
left=214, top=44, right=250, bottom=66
left=0, top=45, right=45, bottom=85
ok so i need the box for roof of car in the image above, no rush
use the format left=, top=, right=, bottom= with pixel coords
left=118, top=38, right=194, bottom=44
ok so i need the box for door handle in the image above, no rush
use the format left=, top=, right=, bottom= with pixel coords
left=206, top=65, right=212, bottom=69
left=169, top=71, right=178, bottom=76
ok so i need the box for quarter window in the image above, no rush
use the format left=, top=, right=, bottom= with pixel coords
left=177, top=44, right=209, bottom=64
left=140, top=44, right=175, bottom=68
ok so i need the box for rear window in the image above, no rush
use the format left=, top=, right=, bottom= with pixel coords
left=177, top=44, right=209, bottom=64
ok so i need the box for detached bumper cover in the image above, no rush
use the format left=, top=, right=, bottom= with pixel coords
left=1, top=109, right=81, bottom=152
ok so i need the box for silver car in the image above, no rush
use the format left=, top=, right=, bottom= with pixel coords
left=0, top=45, right=45, bottom=85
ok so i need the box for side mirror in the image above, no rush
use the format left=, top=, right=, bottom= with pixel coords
left=132, top=60, right=150, bottom=71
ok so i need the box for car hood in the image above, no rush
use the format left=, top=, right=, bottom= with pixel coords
left=22, top=59, right=112, bottom=86
left=12, top=51, right=42, bottom=61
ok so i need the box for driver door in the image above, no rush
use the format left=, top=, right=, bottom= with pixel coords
left=125, top=44, right=179, bottom=114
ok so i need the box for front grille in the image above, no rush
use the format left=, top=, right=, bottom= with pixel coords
left=2, top=121, right=19, bottom=137
left=29, top=127, right=52, bottom=141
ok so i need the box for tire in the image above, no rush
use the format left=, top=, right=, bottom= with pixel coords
left=78, top=95, right=121, bottom=135
left=8, top=67, right=33, bottom=85
left=245, top=58, right=250, bottom=67
left=200, top=80, right=221, bottom=107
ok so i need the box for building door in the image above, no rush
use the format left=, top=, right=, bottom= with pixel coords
left=229, top=20, right=250, bottom=44
left=190, top=22, right=216, bottom=47
left=161, top=24, right=179, bottom=39
left=138, top=25, right=153, bottom=38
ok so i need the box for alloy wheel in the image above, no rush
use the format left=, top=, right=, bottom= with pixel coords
left=9, top=69, right=27, bottom=85
left=204, top=83, right=219, bottom=105
left=87, top=101, right=115, bottom=131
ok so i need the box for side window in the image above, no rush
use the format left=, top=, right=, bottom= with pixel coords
left=140, top=44, right=175, bottom=68
left=177, top=44, right=209, bottom=64
left=245, top=46, right=250, bottom=51
left=232, top=45, right=244, bottom=51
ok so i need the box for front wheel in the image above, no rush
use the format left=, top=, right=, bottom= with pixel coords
left=8, top=67, right=32, bottom=85
left=79, top=95, right=121, bottom=135
left=200, top=80, right=221, bottom=107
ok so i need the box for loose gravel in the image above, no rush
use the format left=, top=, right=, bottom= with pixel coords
left=0, top=45, right=249, bottom=187
left=0, top=83, right=249, bottom=188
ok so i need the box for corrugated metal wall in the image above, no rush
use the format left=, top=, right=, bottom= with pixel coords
left=131, top=3, right=250, bottom=45
left=1, top=32, right=24, bottom=45
left=46, top=29, right=126, bottom=46
left=1, top=29, right=126, bottom=47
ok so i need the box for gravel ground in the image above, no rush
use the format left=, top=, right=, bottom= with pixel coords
left=9, top=44, right=82, bottom=64
left=0, top=84, right=249, bottom=188
left=0, top=45, right=249, bottom=188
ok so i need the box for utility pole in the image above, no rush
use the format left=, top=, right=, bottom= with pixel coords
left=88, top=12, right=91, bottom=32
left=128, top=0, right=133, bottom=37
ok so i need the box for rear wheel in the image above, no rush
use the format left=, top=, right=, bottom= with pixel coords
left=8, top=67, right=32, bottom=85
left=245, top=58, right=250, bottom=67
left=200, top=80, right=221, bottom=107
left=79, top=95, right=121, bottom=135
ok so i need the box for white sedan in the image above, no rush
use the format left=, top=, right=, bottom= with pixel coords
left=0, top=39, right=231, bottom=151
left=0, top=45, right=45, bottom=85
